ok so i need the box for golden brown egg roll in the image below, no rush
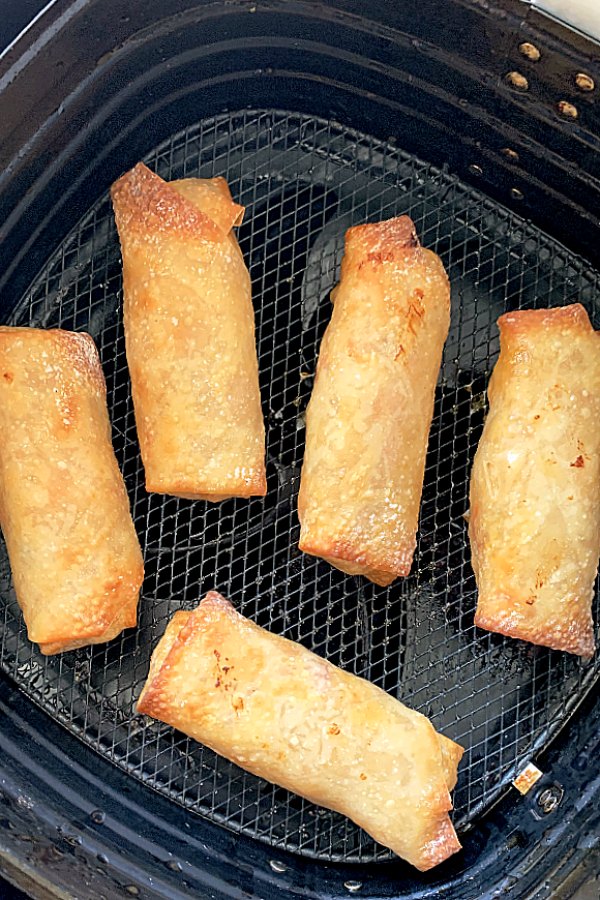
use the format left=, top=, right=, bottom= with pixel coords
left=137, top=591, right=463, bottom=871
left=469, top=304, right=600, bottom=657
left=0, top=327, right=144, bottom=654
left=298, top=216, right=450, bottom=585
left=111, top=163, right=266, bottom=501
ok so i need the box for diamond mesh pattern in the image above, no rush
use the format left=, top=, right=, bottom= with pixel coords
left=1, top=109, right=599, bottom=863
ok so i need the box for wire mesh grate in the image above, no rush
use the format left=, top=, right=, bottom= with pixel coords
left=1, top=109, right=599, bottom=863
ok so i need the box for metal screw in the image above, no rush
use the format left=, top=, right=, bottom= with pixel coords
left=519, top=42, right=541, bottom=62
left=510, top=187, right=524, bottom=201
left=505, top=71, right=529, bottom=91
left=557, top=100, right=578, bottom=119
left=537, top=786, right=563, bottom=814
left=469, top=164, right=483, bottom=177
left=575, top=72, right=595, bottom=92
left=344, top=882, right=363, bottom=894
left=269, top=859, right=288, bottom=873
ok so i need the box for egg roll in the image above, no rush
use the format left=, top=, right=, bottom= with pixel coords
left=137, top=591, right=463, bottom=871
left=469, top=304, right=600, bottom=657
left=0, top=327, right=144, bottom=654
left=298, top=216, right=450, bottom=585
left=111, top=163, right=266, bottom=501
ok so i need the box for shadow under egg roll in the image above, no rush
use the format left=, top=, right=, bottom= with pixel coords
left=298, top=216, right=451, bottom=586
left=0, top=327, right=144, bottom=654
left=469, top=304, right=600, bottom=657
left=111, top=163, right=266, bottom=501
left=137, top=591, right=463, bottom=872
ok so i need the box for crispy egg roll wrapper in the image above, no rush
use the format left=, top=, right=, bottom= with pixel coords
left=0, top=327, right=144, bottom=654
left=469, top=304, right=600, bottom=657
left=111, top=163, right=266, bottom=501
left=298, top=216, right=450, bottom=585
left=138, top=591, right=463, bottom=871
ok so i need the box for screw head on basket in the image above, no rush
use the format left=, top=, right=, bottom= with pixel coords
left=537, top=785, right=564, bottom=814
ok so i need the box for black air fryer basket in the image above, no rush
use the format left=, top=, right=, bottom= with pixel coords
left=0, top=2, right=599, bottom=898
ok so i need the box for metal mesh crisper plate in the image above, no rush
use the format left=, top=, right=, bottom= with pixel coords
left=1, top=109, right=599, bottom=864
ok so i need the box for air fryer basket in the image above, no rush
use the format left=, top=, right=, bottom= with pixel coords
left=0, top=2, right=599, bottom=899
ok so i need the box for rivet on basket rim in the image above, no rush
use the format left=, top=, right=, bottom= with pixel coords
left=575, top=72, right=594, bottom=92
left=519, top=42, right=541, bottom=62
left=557, top=100, right=578, bottom=119
left=501, top=147, right=520, bottom=163
left=505, top=71, right=529, bottom=91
